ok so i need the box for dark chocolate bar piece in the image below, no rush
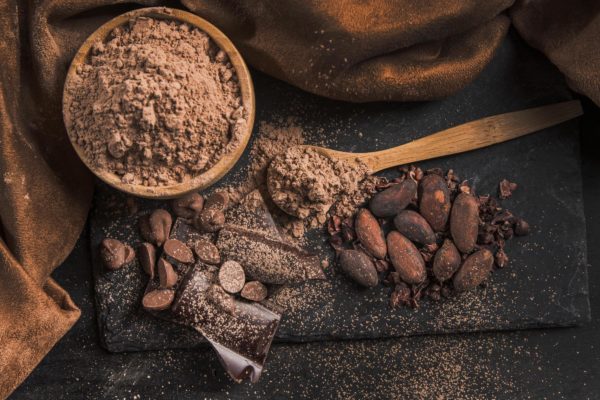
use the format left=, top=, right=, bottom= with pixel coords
left=216, top=226, right=325, bottom=285
left=225, top=190, right=282, bottom=241
left=172, top=267, right=281, bottom=383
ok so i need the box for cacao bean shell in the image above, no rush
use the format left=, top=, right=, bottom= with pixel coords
left=450, top=192, right=479, bottom=253
left=338, top=249, right=378, bottom=288
left=453, top=249, right=494, bottom=292
left=432, top=239, right=461, bottom=282
left=418, top=174, right=451, bottom=232
left=369, top=179, right=417, bottom=217
left=355, top=208, right=387, bottom=259
left=393, top=210, right=436, bottom=245
left=386, top=231, right=426, bottom=284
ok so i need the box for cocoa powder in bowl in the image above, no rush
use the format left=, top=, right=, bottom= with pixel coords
left=64, top=15, right=248, bottom=188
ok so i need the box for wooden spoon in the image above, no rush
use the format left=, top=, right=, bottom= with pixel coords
left=269, top=100, right=582, bottom=217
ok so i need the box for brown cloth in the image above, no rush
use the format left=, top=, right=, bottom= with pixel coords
left=1, top=0, right=599, bottom=397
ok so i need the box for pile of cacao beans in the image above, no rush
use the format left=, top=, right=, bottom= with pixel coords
left=328, top=167, right=529, bottom=308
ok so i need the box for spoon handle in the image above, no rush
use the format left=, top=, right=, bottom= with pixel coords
left=351, top=100, right=583, bottom=173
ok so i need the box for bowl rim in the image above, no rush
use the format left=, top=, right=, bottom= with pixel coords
left=62, top=6, right=255, bottom=199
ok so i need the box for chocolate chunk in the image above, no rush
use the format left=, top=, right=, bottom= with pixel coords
left=140, top=209, right=172, bottom=246
left=195, top=208, right=225, bottom=233
left=207, top=284, right=237, bottom=314
left=100, top=238, right=134, bottom=270
left=142, top=289, right=175, bottom=311
left=172, top=267, right=281, bottom=383
left=204, top=191, right=229, bottom=211
left=225, top=190, right=282, bottom=241
left=241, top=281, right=268, bottom=302
left=163, top=239, right=194, bottom=264
left=138, top=242, right=156, bottom=278
left=338, top=249, right=378, bottom=288
left=393, top=210, right=436, bottom=245
left=369, top=179, right=417, bottom=217
left=219, top=260, right=246, bottom=294
left=172, top=192, right=204, bottom=219
left=193, top=239, right=221, bottom=265
left=158, top=258, right=178, bottom=288
left=216, top=226, right=325, bottom=285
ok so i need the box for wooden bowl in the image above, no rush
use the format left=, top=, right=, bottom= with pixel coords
left=62, top=7, right=255, bottom=199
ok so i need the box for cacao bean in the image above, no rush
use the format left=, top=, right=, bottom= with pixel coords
left=204, top=191, right=229, bottom=211
left=172, top=192, right=204, bottom=219
left=453, top=249, right=494, bottom=292
left=386, top=231, right=426, bottom=284
left=338, top=249, right=378, bottom=288
left=432, top=239, right=461, bottom=282
left=450, top=192, right=479, bottom=253
left=393, top=210, right=436, bottom=245
left=369, top=179, right=417, bottom=217
left=355, top=208, right=387, bottom=258
left=418, top=174, right=451, bottom=232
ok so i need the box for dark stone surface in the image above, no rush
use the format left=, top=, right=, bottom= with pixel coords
left=11, top=31, right=600, bottom=399
left=91, top=30, right=588, bottom=352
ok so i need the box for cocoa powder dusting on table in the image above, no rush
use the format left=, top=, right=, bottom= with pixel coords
left=65, top=17, right=247, bottom=186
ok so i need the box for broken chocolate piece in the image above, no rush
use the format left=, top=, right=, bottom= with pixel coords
left=142, top=289, right=175, bottom=311
left=219, top=261, right=245, bottom=294
left=172, top=192, right=204, bottom=219
left=100, top=238, right=134, bottom=270
left=138, top=242, right=156, bottom=278
left=193, top=239, right=221, bottom=265
left=140, top=209, right=172, bottom=246
left=195, top=208, right=226, bottom=233
left=172, top=267, right=281, bottom=383
left=158, top=258, right=178, bottom=288
left=163, top=239, right=194, bottom=264
left=216, top=226, right=325, bottom=285
left=241, top=281, right=268, bottom=302
left=225, top=190, right=282, bottom=241
left=204, top=191, right=229, bottom=211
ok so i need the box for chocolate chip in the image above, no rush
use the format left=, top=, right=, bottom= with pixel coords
left=158, top=258, right=178, bottom=288
left=172, top=192, right=204, bottom=219
left=204, top=191, right=229, bottom=211
left=194, top=208, right=225, bottom=233
left=142, top=289, right=175, bottom=311
left=193, top=239, right=221, bottom=265
left=163, top=239, right=194, bottom=264
left=218, top=260, right=245, bottom=294
left=140, top=209, right=172, bottom=246
left=240, top=281, right=268, bottom=302
left=100, top=238, right=134, bottom=270
left=138, top=242, right=156, bottom=278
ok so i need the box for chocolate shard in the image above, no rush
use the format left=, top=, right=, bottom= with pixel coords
left=225, top=190, right=282, bottom=241
left=172, top=267, right=281, bottom=384
left=216, top=225, right=325, bottom=285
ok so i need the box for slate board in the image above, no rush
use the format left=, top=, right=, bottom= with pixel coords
left=91, top=32, right=590, bottom=352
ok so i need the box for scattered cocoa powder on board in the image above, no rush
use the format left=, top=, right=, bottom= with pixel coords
left=65, top=17, right=247, bottom=186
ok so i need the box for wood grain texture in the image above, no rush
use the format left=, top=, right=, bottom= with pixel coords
left=313, top=100, right=583, bottom=172
left=62, top=7, right=255, bottom=199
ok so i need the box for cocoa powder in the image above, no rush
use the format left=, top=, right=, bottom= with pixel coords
left=65, top=17, right=247, bottom=186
